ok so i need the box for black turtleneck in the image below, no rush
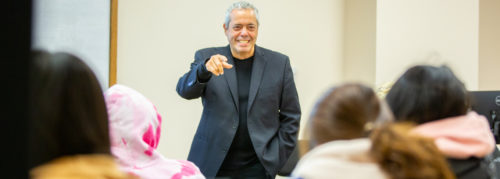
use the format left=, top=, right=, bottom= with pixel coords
left=219, top=55, right=259, bottom=171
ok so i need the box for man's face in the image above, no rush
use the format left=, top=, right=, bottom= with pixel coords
left=224, top=8, right=258, bottom=59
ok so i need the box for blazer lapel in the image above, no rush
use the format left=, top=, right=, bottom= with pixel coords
left=247, top=45, right=267, bottom=113
left=222, top=46, right=239, bottom=112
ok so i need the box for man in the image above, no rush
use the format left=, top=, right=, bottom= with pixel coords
left=176, top=1, right=301, bottom=178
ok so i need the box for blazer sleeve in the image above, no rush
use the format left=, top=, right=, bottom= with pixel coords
left=176, top=51, right=211, bottom=100
left=278, top=57, right=301, bottom=167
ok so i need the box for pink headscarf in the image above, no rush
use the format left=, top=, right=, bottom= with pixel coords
left=105, top=84, right=205, bottom=179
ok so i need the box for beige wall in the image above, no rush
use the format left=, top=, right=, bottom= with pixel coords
left=376, top=0, right=479, bottom=90
left=479, top=0, right=500, bottom=90
left=117, top=0, right=344, bottom=159
left=343, top=0, right=376, bottom=87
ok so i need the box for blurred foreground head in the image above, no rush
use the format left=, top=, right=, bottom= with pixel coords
left=386, top=65, right=469, bottom=123
left=309, top=83, right=392, bottom=146
left=105, top=84, right=163, bottom=163
left=105, top=84, right=204, bottom=179
left=29, top=50, right=110, bottom=168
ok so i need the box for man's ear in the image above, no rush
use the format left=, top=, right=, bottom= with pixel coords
left=223, top=23, right=228, bottom=33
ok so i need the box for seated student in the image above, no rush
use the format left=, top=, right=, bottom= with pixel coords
left=28, top=51, right=136, bottom=179
left=291, top=83, right=454, bottom=179
left=105, top=84, right=205, bottom=179
left=386, top=65, right=500, bottom=179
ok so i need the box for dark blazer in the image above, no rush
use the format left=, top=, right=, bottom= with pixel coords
left=176, top=45, right=301, bottom=177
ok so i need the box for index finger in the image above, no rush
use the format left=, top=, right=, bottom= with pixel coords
left=218, top=55, right=228, bottom=62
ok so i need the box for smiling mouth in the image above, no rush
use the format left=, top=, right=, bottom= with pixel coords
left=238, top=40, right=249, bottom=44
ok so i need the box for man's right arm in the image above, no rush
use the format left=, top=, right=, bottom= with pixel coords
left=176, top=50, right=233, bottom=99
left=176, top=51, right=212, bottom=100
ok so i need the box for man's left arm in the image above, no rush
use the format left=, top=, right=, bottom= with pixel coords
left=278, top=57, right=301, bottom=167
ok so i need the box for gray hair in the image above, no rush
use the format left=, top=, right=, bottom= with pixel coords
left=224, top=1, right=260, bottom=29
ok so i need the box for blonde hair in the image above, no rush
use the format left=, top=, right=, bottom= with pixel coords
left=371, top=123, right=455, bottom=179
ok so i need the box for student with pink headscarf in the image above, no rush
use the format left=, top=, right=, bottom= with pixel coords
left=105, top=84, right=205, bottom=179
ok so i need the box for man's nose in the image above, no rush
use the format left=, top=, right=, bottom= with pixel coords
left=240, top=27, right=249, bottom=36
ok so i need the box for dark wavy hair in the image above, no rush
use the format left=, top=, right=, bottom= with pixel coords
left=385, top=65, right=469, bottom=124
left=28, top=51, right=110, bottom=168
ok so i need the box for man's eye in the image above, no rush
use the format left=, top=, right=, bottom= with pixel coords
left=248, top=26, right=256, bottom=31
left=233, top=26, right=242, bottom=30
